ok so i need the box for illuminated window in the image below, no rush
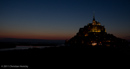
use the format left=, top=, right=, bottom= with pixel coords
left=97, top=30, right=101, bottom=32
left=92, top=43, right=97, bottom=46
left=85, top=34, right=88, bottom=36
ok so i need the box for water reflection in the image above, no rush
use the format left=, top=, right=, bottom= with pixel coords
left=0, top=46, right=51, bottom=51
left=0, top=44, right=65, bottom=51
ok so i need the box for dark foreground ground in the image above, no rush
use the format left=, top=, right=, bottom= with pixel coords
left=0, top=46, right=130, bottom=69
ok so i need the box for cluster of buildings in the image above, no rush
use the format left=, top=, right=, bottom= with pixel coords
left=66, top=15, right=128, bottom=47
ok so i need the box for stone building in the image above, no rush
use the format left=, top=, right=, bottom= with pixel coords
left=66, top=15, right=128, bottom=47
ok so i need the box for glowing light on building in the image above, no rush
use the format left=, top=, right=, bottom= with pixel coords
left=85, top=34, right=88, bottom=36
left=92, top=42, right=97, bottom=46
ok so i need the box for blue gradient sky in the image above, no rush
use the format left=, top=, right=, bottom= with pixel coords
left=0, top=0, right=130, bottom=40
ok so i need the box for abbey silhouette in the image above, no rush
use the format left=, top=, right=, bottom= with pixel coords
left=66, top=15, right=128, bottom=47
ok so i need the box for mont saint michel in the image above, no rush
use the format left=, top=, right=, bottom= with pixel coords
left=66, top=15, right=129, bottom=47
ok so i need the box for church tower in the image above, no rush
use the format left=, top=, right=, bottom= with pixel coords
left=92, top=14, right=96, bottom=25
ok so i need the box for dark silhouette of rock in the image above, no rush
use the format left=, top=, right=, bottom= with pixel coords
left=0, top=42, right=16, bottom=49
left=66, top=15, right=129, bottom=48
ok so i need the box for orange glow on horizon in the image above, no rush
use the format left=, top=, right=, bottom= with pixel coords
left=0, top=34, right=72, bottom=40
left=0, top=30, right=74, bottom=40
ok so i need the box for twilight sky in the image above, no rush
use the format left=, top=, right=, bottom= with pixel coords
left=0, top=0, right=130, bottom=40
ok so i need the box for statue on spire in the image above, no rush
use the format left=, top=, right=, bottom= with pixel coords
left=93, top=11, right=95, bottom=21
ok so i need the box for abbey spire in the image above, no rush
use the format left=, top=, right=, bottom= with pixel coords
left=92, top=13, right=96, bottom=25
left=93, top=13, right=95, bottom=21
